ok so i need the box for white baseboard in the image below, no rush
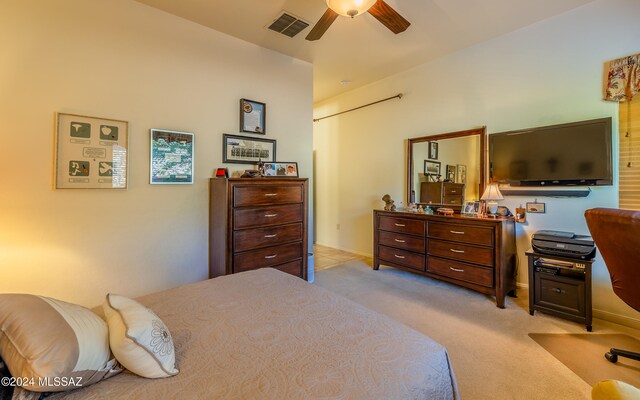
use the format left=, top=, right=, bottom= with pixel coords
left=593, top=308, right=640, bottom=331
left=313, top=242, right=373, bottom=258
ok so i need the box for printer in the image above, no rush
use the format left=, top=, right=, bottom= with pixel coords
left=531, top=230, right=596, bottom=260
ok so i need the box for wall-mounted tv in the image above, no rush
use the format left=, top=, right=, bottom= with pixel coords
left=489, top=117, right=612, bottom=186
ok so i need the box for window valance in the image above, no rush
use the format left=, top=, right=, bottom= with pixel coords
left=605, top=53, right=640, bottom=102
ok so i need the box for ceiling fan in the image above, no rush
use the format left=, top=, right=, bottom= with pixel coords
left=306, top=0, right=410, bottom=41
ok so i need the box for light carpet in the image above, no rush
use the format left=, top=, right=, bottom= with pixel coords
left=314, top=260, right=640, bottom=400
left=529, top=333, right=640, bottom=387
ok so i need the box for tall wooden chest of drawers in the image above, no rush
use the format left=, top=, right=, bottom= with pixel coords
left=209, top=178, right=308, bottom=280
left=373, top=209, right=516, bottom=308
left=420, top=182, right=465, bottom=206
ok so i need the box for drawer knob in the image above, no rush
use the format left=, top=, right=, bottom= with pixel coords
left=264, top=193, right=278, bottom=197
left=450, top=230, right=465, bottom=235
left=264, top=213, right=278, bottom=217
left=552, top=288, right=565, bottom=294
left=449, top=267, right=465, bottom=273
left=394, top=223, right=406, bottom=227
left=451, top=190, right=457, bottom=193
left=264, top=234, right=278, bottom=238
left=394, top=254, right=406, bottom=259
left=265, top=254, right=278, bottom=259
left=394, top=238, right=406, bottom=243
left=450, top=249, right=465, bottom=254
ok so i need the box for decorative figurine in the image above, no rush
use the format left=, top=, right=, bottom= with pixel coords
left=256, top=158, right=265, bottom=176
left=417, top=205, right=425, bottom=214
left=382, top=194, right=396, bottom=211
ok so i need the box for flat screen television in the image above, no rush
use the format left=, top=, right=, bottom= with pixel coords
left=489, top=117, right=612, bottom=186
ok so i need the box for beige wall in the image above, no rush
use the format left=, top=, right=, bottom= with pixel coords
left=314, top=0, right=640, bottom=327
left=0, top=0, right=313, bottom=306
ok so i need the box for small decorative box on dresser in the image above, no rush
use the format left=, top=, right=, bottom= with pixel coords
left=209, top=178, right=308, bottom=280
left=373, top=210, right=517, bottom=308
left=420, top=182, right=465, bottom=206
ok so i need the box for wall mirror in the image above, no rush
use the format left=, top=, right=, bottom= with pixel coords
left=407, top=127, right=486, bottom=210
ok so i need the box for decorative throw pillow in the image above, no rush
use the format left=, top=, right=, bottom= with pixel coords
left=0, top=294, right=122, bottom=392
left=103, top=294, right=178, bottom=379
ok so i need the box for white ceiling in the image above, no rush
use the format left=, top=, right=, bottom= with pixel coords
left=134, top=0, right=595, bottom=103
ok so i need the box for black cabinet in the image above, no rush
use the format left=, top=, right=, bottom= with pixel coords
left=526, top=250, right=594, bottom=331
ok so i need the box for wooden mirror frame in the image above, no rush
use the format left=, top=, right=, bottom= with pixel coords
left=407, top=127, right=486, bottom=210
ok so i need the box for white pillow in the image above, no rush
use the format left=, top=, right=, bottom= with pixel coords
left=103, top=294, right=178, bottom=379
left=0, top=294, right=121, bottom=392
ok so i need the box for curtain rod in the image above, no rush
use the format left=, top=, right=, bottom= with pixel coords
left=313, top=93, right=403, bottom=122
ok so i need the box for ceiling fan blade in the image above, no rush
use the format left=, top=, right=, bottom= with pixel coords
left=305, top=8, right=339, bottom=41
left=368, top=0, right=410, bottom=34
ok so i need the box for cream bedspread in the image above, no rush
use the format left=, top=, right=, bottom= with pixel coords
left=55, top=268, right=459, bottom=399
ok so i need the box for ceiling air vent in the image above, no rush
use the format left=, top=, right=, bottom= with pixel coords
left=267, top=12, right=310, bottom=38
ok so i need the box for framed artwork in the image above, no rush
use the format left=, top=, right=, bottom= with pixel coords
left=526, top=202, right=546, bottom=213
left=223, top=134, right=276, bottom=164
left=150, top=129, right=194, bottom=184
left=240, top=98, right=266, bottom=134
left=54, top=112, right=128, bottom=189
left=456, top=164, right=467, bottom=184
left=264, top=162, right=299, bottom=177
left=424, top=160, right=441, bottom=176
left=462, top=201, right=480, bottom=215
left=446, top=164, right=457, bottom=182
left=428, top=141, right=438, bottom=160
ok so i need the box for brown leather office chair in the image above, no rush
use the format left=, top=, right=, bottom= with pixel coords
left=585, top=208, right=640, bottom=363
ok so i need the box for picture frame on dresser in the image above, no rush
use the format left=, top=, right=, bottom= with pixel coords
left=462, top=201, right=478, bottom=215
left=264, top=162, right=298, bottom=177
left=445, top=165, right=456, bottom=182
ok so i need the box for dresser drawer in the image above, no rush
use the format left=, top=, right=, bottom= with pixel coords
left=378, top=230, right=425, bottom=253
left=234, top=185, right=303, bottom=207
left=378, top=245, right=425, bottom=271
left=428, top=239, right=493, bottom=266
left=378, top=216, right=425, bottom=236
left=234, top=242, right=302, bottom=272
left=271, top=259, right=303, bottom=277
left=428, top=256, right=494, bottom=287
left=234, top=204, right=303, bottom=229
left=442, top=195, right=463, bottom=206
left=428, top=222, right=493, bottom=246
left=234, top=223, right=302, bottom=252
left=443, top=183, right=464, bottom=196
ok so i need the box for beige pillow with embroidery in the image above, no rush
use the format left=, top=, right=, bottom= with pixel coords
left=0, top=294, right=121, bottom=392
left=103, top=294, right=178, bottom=379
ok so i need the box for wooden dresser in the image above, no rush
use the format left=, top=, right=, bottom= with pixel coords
left=420, top=182, right=465, bottom=206
left=209, top=178, right=308, bottom=280
left=373, top=209, right=516, bottom=308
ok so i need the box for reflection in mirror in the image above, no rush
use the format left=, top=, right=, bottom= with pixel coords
left=408, top=128, right=485, bottom=211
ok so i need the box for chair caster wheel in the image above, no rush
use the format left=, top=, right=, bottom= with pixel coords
left=605, top=352, right=618, bottom=363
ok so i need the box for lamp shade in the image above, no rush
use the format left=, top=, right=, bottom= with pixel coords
left=326, top=0, right=377, bottom=17
left=480, top=184, right=504, bottom=201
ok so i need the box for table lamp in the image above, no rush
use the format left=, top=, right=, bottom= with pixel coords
left=480, top=183, right=504, bottom=217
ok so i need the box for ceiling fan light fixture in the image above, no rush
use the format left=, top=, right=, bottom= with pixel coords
left=326, top=0, right=377, bottom=18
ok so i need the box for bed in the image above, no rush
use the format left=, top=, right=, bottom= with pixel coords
left=41, top=268, right=458, bottom=399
